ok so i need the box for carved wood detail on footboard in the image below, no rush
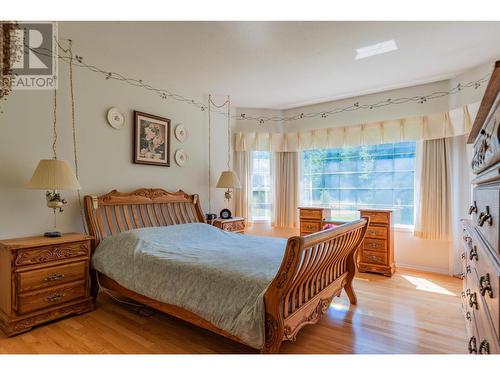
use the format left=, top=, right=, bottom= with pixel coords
left=262, top=218, right=369, bottom=353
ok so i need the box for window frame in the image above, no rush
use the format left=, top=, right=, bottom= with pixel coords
left=299, top=141, right=416, bottom=227
left=250, top=150, right=274, bottom=223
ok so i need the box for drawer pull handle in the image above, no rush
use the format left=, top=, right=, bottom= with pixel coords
left=468, top=201, right=477, bottom=215
left=45, top=292, right=66, bottom=303
left=468, top=336, right=477, bottom=354
left=479, top=273, right=493, bottom=298
left=469, top=246, right=478, bottom=261
left=367, top=255, right=382, bottom=263
left=368, top=243, right=383, bottom=249
left=468, top=292, right=478, bottom=310
left=465, top=311, right=471, bottom=321
left=44, top=273, right=65, bottom=282
left=477, top=206, right=492, bottom=227
left=466, top=265, right=471, bottom=274
left=479, top=340, right=490, bottom=355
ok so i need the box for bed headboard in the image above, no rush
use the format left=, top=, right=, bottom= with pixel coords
left=83, top=188, right=205, bottom=246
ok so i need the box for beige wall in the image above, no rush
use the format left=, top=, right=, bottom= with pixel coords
left=0, top=25, right=230, bottom=239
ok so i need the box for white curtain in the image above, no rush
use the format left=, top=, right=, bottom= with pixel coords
left=449, top=135, right=474, bottom=275
left=414, top=138, right=452, bottom=240
left=273, top=152, right=299, bottom=228
left=234, top=151, right=252, bottom=222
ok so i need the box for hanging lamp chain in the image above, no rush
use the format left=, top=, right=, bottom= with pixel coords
left=227, top=95, right=230, bottom=170
left=52, top=74, right=57, bottom=160
left=208, top=94, right=212, bottom=214
left=53, top=37, right=88, bottom=234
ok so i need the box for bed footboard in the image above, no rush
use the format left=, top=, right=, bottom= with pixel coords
left=262, top=218, right=368, bottom=354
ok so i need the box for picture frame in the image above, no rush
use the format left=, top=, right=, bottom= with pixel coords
left=133, top=110, right=171, bottom=167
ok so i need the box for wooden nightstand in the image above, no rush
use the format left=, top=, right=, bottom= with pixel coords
left=0, top=233, right=95, bottom=336
left=212, top=217, right=245, bottom=233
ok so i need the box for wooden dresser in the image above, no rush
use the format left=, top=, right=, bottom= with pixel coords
left=0, top=233, right=95, bottom=336
left=298, top=207, right=330, bottom=235
left=461, top=60, right=500, bottom=355
left=213, top=217, right=245, bottom=233
left=357, top=209, right=395, bottom=277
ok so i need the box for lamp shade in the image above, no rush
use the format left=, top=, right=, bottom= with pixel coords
left=216, top=170, right=241, bottom=189
left=27, top=159, right=81, bottom=190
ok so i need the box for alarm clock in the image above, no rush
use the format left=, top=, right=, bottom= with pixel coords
left=219, top=209, right=232, bottom=220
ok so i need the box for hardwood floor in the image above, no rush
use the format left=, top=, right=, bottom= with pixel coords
left=0, top=268, right=465, bottom=354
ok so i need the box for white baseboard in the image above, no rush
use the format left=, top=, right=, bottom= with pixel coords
left=395, top=262, right=450, bottom=275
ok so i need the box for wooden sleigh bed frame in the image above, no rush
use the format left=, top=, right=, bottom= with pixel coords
left=84, top=188, right=368, bottom=353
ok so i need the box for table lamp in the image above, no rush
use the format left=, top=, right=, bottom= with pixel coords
left=216, top=170, right=241, bottom=201
left=27, top=159, right=81, bottom=237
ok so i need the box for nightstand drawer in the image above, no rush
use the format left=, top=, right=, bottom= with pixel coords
left=361, top=250, right=387, bottom=265
left=222, top=221, right=245, bottom=232
left=299, top=209, right=323, bottom=220
left=363, top=238, right=387, bottom=252
left=17, top=281, right=87, bottom=315
left=365, top=226, right=387, bottom=239
left=361, top=211, right=389, bottom=225
left=17, top=261, right=87, bottom=293
left=15, top=241, right=90, bottom=267
left=300, top=221, right=322, bottom=233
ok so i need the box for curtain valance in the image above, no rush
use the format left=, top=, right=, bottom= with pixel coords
left=234, top=102, right=479, bottom=152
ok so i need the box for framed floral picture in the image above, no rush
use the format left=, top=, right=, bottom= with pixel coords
left=133, top=111, right=170, bottom=167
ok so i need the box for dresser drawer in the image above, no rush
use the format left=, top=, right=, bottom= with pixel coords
left=363, top=238, right=387, bottom=252
left=365, top=226, right=387, bottom=239
left=473, top=250, right=499, bottom=341
left=361, top=250, right=387, bottom=265
left=472, top=95, right=500, bottom=174
left=462, top=288, right=476, bottom=339
left=472, top=186, right=499, bottom=254
left=360, top=211, right=389, bottom=225
left=299, top=209, right=324, bottom=220
left=15, top=241, right=90, bottom=267
left=300, top=221, right=322, bottom=233
left=474, top=288, right=500, bottom=354
left=16, top=281, right=87, bottom=315
left=467, top=318, right=481, bottom=354
left=16, top=261, right=87, bottom=293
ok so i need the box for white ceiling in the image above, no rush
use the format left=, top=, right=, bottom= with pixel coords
left=62, top=21, right=500, bottom=109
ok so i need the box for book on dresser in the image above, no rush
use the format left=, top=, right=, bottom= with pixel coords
left=461, top=60, right=500, bottom=355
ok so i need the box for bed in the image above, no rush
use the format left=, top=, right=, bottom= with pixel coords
left=84, top=188, right=368, bottom=353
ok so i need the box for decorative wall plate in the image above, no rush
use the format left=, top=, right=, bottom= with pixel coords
left=174, top=124, right=188, bottom=143
left=107, top=107, right=125, bottom=129
left=174, top=149, right=188, bottom=167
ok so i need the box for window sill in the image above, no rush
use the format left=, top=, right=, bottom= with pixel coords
left=250, top=219, right=272, bottom=224
left=394, top=224, right=414, bottom=233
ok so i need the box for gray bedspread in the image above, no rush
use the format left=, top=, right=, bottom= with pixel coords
left=91, top=223, right=287, bottom=349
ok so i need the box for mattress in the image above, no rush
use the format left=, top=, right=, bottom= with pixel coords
left=91, top=222, right=287, bottom=349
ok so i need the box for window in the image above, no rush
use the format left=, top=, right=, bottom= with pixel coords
left=300, top=142, right=416, bottom=225
left=251, top=151, right=272, bottom=221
